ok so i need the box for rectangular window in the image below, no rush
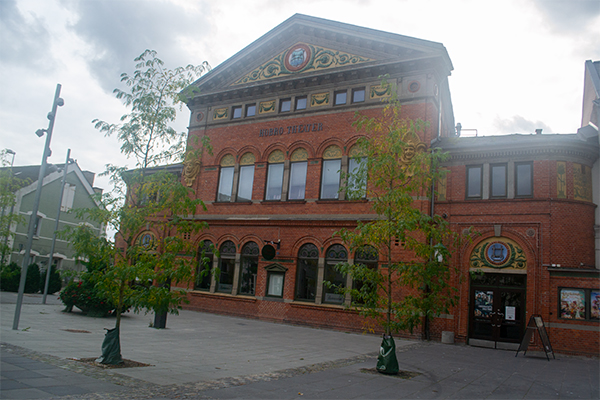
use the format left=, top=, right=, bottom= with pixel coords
left=515, top=162, right=533, bottom=197
left=245, top=104, right=256, bottom=117
left=288, top=162, right=307, bottom=200
left=61, top=183, right=76, bottom=211
left=33, top=216, right=42, bottom=237
left=334, top=91, right=347, bottom=105
left=265, top=163, right=284, bottom=200
left=466, top=165, right=482, bottom=198
left=295, top=96, right=307, bottom=110
left=266, top=272, right=285, bottom=297
left=280, top=99, right=291, bottom=112
left=559, top=288, right=599, bottom=321
left=232, top=106, right=242, bottom=119
left=236, top=165, right=254, bottom=202
left=217, top=167, right=234, bottom=202
left=348, top=157, right=366, bottom=198
left=352, top=88, right=365, bottom=103
left=490, top=164, right=507, bottom=198
left=321, top=159, right=341, bottom=199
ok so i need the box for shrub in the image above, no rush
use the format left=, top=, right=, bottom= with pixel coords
left=25, top=263, right=40, bottom=293
left=39, top=264, right=62, bottom=294
left=0, top=262, right=20, bottom=292
left=59, top=273, right=127, bottom=317
left=0, top=262, right=41, bottom=293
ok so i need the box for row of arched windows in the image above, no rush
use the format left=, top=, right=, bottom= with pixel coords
left=216, top=144, right=366, bottom=203
left=195, top=240, right=378, bottom=305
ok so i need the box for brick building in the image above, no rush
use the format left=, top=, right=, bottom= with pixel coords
left=150, top=15, right=599, bottom=355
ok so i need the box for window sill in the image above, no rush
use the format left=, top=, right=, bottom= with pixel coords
left=190, top=291, right=257, bottom=302
left=260, top=200, right=306, bottom=205
left=212, top=201, right=252, bottom=206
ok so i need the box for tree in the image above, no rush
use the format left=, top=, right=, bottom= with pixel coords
left=0, top=149, right=26, bottom=265
left=66, top=50, right=211, bottom=364
left=332, top=80, right=463, bottom=372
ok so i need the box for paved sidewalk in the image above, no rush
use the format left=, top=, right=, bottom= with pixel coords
left=1, top=292, right=598, bottom=399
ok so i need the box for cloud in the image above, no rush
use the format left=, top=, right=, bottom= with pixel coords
left=533, top=0, right=600, bottom=33
left=493, top=115, right=554, bottom=134
left=0, top=0, right=52, bottom=70
left=62, top=0, right=212, bottom=93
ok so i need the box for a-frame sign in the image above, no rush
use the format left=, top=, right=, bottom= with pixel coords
left=515, top=315, right=555, bottom=361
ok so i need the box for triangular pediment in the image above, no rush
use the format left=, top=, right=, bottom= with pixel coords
left=189, top=14, right=452, bottom=96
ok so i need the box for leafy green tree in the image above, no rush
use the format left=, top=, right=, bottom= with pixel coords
left=66, top=50, right=211, bottom=364
left=334, top=82, right=462, bottom=342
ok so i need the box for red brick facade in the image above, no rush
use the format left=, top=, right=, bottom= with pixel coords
left=149, top=16, right=600, bottom=355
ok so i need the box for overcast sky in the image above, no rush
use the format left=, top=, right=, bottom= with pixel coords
left=1, top=0, right=599, bottom=193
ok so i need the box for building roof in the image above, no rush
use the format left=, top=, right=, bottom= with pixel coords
left=186, top=14, right=453, bottom=101
left=437, top=133, right=599, bottom=165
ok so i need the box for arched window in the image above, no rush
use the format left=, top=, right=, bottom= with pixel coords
left=217, top=154, right=235, bottom=202
left=265, top=150, right=284, bottom=200
left=295, top=243, right=318, bottom=301
left=323, top=244, right=348, bottom=304
left=239, top=241, right=259, bottom=295
left=353, top=246, right=378, bottom=303
left=288, top=148, right=308, bottom=200
left=217, top=240, right=236, bottom=293
left=237, top=152, right=255, bottom=202
left=347, top=145, right=367, bottom=199
left=321, top=145, right=342, bottom=199
left=195, top=240, right=213, bottom=290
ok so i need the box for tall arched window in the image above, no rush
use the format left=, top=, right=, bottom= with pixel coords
left=353, top=245, right=378, bottom=303
left=195, top=240, right=213, bottom=290
left=217, top=240, right=236, bottom=293
left=217, top=154, right=235, bottom=202
left=265, top=150, right=284, bottom=200
left=348, top=145, right=367, bottom=199
left=288, top=148, right=308, bottom=200
left=295, top=243, right=318, bottom=301
left=239, top=241, right=259, bottom=295
left=321, top=145, right=342, bottom=199
left=237, top=152, right=255, bottom=202
left=323, top=244, right=348, bottom=304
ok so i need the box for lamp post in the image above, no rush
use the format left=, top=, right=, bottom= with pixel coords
left=42, top=149, right=74, bottom=304
left=1, top=149, right=16, bottom=265
left=13, top=84, right=64, bottom=330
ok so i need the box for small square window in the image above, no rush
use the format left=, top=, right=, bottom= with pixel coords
left=334, top=91, right=347, bottom=105
left=280, top=99, right=291, bottom=112
left=232, top=106, right=242, bottom=119
left=295, top=96, right=307, bottom=110
left=245, top=104, right=256, bottom=117
left=352, top=88, right=365, bottom=103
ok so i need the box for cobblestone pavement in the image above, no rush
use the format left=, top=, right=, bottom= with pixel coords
left=1, top=293, right=598, bottom=399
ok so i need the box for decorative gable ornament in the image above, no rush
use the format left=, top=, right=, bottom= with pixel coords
left=470, top=237, right=527, bottom=270
left=232, top=43, right=372, bottom=86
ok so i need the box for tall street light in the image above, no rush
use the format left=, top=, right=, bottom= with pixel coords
left=13, top=84, right=64, bottom=330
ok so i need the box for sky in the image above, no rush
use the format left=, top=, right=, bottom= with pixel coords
left=1, top=0, right=599, bottom=194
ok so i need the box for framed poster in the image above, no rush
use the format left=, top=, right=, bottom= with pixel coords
left=591, top=291, right=600, bottom=320
left=474, top=290, right=493, bottom=318
left=560, top=289, right=586, bottom=320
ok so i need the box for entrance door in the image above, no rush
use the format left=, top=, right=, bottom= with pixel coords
left=469, top=273, right=526, bottom=348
